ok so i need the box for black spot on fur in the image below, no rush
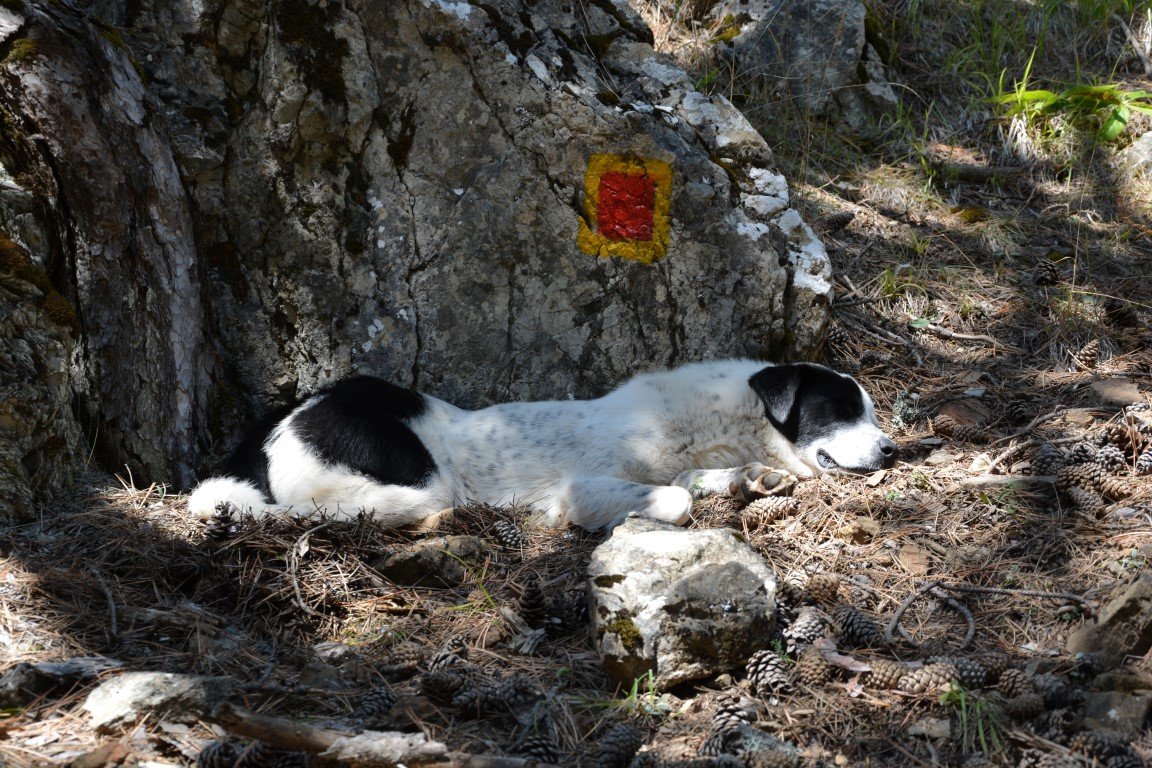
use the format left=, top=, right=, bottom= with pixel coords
left=747, top=363, right=866, bottom=447
left=216, top=403, right=295, bottom=499
left=291, top=376, right=437, bottom=488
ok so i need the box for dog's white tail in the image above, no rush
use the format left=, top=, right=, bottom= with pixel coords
left=186, top=476, right=269, bottom=520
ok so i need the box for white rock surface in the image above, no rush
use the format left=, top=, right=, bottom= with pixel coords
left=84, top=672, right=235, bottom=731
left=588, top=515, right=777, bottom=688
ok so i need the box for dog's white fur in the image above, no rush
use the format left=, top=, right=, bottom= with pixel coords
left=188, top=359, right=889, bottom=529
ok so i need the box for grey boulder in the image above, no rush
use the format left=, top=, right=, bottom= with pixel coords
left=588, top=515, right=777, bottom=689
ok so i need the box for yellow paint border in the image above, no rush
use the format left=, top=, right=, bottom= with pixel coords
left=577, top=154, right=673, bottom=264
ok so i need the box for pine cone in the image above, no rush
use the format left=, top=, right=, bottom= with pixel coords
left=1072, top=339, right=1100, bottom=371
left=1069, top=731, right=1134, bottom=762
left=1105, top=755, right=1145, bottom=768
left=832, top=605, right=885, bottom=648
left=931, top=414, right=960, bottom=437
left=1137, top=449, right=1152, bottom=475
left=783, top=606, right=828, bottom=654
left=198, top=741, right=241, bottom=768
left=820, top=211, right=855, bottom=233
left=233, top=742, right=281, bottom=768
left=491, top=519, right=527, bottom=551
left=1032, top=444, right=1064, bottom=477
left=1032, top=261, right=1061, bottom=286
left=793, top=646, right=831, bottom=686
left=1027, top=753, right=1086, bottom=768
left=778, top=571, right=807, bottom=605
left=420, top=666, right=485, bottom=704
left=925, top=655, right=987, bottom=689
left=826, top=322, right=850, bottom=348
left=1095, top=443, right=1128, bottom=472
left=932, top=414, right=987, bottom=442
left=377, top=641, right=426, bottom=677
left=450, top=678, right=501, bottom=714
left=1031, top=708, right=1081, bottom=743
left=1007, top=399, right=1035, bottom=423
left=1097, top=476, right=1129, bottom=500
left=801, top=573, right=840, bottom=606
left=866, top=659, right=907, bottom=690
left=513, top=733, right=560, bottom=763
left=1066, top=441, right=1098, bottom=465
left=1064, top=486, right=1106, bottom=514
left=746, top=649, right=792, bottom=695
left=743, top=497, right=799, bottom=527
left=352, top=686, right=396, bottom=722
left=998, top=668, right=1034, bottom=698
left=897, top=663, right=958, bottom=694
left=710, top=694, right=755, bottom=732
left=428, top=635, right=469, bottom=671
left=977, top=652, right=1010, bottom=684
left=518, top=573, right=551, bottom=628
left=1002, top=692, right=1045, bottom=720
left=598, top=724, right=645, bottom=768
left=1058, top=462, right=1106, bottom=493
left=206, top=503, right=239, bottom=541
left=496, top=674, right=543, bottom=713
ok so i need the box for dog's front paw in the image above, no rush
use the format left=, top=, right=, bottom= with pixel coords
left=729, top=463, right=797, bottom=503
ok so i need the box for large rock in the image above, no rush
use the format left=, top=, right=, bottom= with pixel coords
left=717, top=0, right=898, bottom=131
left=1067, top=572, right=1152, bottom=668
left=1, top=0, right=832, bottom=491
left=588, top=515, right=777, bottom=689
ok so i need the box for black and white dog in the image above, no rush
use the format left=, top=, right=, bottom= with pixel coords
left=187, top=360, right=896, bottom=529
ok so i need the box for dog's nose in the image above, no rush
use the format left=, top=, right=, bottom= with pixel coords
left=879, top=437, right=898, bottom=467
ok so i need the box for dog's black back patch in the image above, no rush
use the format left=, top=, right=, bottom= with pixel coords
left=217, top=403, right=295, bottom=499
left=748, top=363, right=866, bottom=447
left=291, top=375, right=438, bottom=488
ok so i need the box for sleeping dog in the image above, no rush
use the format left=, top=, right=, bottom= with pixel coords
left=187, top=359, right=896, bottom=529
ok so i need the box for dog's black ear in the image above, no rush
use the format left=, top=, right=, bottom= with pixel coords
left=748, top=365, right=803, bottom=441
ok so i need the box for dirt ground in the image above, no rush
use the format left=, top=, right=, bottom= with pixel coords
left=3, top=1, right=1152, bottom=767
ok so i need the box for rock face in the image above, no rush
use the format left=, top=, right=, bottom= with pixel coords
left=718, top=0, right=898, bottom=131
left=0, top=0, right=831, bottom=492
left=588, top=515, right=777, bottom=689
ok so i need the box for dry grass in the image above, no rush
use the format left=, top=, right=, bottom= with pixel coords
left=3, top=1, right=1152, bottom=766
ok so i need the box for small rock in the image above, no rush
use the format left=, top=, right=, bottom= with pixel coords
left=83, top=672, right=235, bottom=731
left=1082, top=690, right=1152, bottom=735
left=1067, top=573, right=1152, bottom=667
left=908, top=717, right=951, bottom=739
left=1091, top=379, right=1141, bottom=407
left=588, top=515, right=777, bottom=689
left=373, top=535, right=489, bottom=587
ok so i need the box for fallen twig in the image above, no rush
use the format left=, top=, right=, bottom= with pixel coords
left=207, top=702, right=556, bottom=767
left=946, top=475, right=1055, bottom=492
left=288, top=519, right=338, bottom=617
left=914, top=321, right=1023, bottom=354
left=886, top=580, right=976, bottom=651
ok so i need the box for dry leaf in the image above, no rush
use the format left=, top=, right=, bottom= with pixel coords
left=895, top=543, right=932, bottom=575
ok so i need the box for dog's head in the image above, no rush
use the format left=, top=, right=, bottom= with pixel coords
left=748, top=363, right=897, bottom=474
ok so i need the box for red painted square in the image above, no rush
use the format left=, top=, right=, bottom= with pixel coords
left=598, top=171, right=656, bottom=241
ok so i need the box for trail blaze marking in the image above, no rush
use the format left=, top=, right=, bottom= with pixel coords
left=577, top=154, right=672, bottom=263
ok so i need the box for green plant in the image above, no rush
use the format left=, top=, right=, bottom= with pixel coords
left=619, top=670, right=672, bottom=716
left=992, top=48, right=1152, bottom=142
left=941, top=683, right=1007, bottom=757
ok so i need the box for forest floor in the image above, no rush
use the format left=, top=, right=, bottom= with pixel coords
left=3, top=1, right=1152, bottom=767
